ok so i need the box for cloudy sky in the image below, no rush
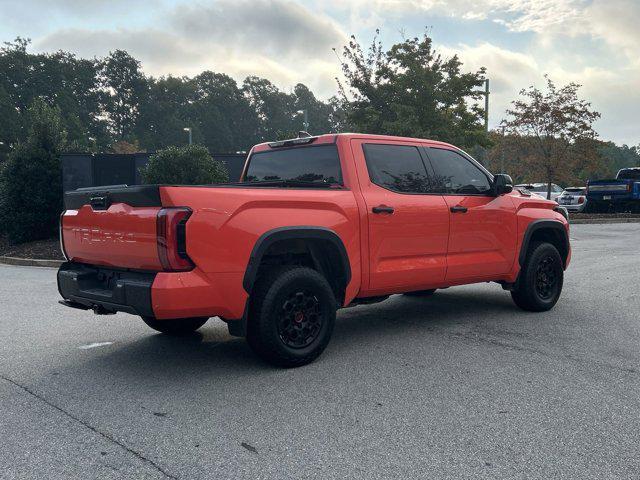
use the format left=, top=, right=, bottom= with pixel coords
left=1, top=0, right=638, bottom=145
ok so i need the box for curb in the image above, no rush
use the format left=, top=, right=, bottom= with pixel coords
left=570, top=218, right=640, bottom=224
left=0, top=256, right=63, bottom=268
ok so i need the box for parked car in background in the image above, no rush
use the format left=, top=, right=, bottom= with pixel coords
left=586, top=167, right=640, bottom=213
left=515, top=183, right=563, bottom=201
left=557, top=187, right=588, bottom=212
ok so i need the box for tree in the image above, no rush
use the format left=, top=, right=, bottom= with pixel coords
left=193, top=71, right=260, bottom=152
left=0, top=99, right=66, bottom=243
left=292, top=83, right=335, bottom=135
left=100, top=50, right=148, bottom=141
left=135, top=75, right=197, bottom=150
left=596, top=142, right=640, bottom=177
left=501, top=76, right=600, bottom=198
left=139, top=145, right=228, bottom=185
left=111, top=139, right=143, bottom=154
left=0, top=39, right=343, bottom=155
left=0, top=38, right=107, bottom=154
left=243, top=76, right=292, bottom=140
left=336, top=30, right=489, bottom=148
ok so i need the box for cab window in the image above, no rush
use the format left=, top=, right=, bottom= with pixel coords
left=363, top=144, right=436, bottom=194
left=426, top=148, right=492, bottom=195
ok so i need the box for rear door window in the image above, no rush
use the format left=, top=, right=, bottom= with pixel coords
left=363, top=144, right=436, bottom=193
left=425, top=148, right=492, bottom=195
left=244, top=144, right=342, bottom=184
left=618, top=169, right=640, bottom=180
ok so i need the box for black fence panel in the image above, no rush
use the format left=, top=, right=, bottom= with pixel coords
left=61, top=152, right=247, bottom=192
left=93, top=154, right=138, bottom=187
left=215, top=154, right=246, bottom=182
left=61, top=154, right=93, bottom=192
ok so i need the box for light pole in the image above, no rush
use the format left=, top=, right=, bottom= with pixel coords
left=183, top=127, right=192, bottom=145
left=297, top=110, right=309, bottom=132
left=482, top=79, right=490, bottom=133
left=500, top=125, right=506, bottom=173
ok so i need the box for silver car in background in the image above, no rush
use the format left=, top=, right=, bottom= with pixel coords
left=515, top=183, right=564, bottom=202
left=557, top=187, right=588, bottom=212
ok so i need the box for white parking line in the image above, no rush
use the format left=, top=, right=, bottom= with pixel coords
left=78, top=342, right=113, bottom=350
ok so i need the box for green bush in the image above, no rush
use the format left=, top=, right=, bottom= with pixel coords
left=0, top=99, right=66, bottom=244
left=140, top=145, right=229, bottom=185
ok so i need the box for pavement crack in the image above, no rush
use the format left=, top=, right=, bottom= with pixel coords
left=0, top=373, right=178, bottom=480
left=446, top=331, right=639, bottom=377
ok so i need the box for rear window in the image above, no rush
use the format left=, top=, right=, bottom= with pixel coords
left=564, top=188, right=585, bottom=194
left=618, top=169, right=640, bottom=180
left=244, top=145, right=342, bottom=184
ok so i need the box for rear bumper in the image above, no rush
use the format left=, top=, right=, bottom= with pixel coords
left=58, top=262, right=248, bottom=321
left=57, top=262, right=155, bottom=317
left=587, top=195, right=633, bottom=203
left=563, top=203, right=586, bottom=212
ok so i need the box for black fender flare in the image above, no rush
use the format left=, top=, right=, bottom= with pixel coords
left=519, top=219, right=569, bottom=267
left=242, top=226, right=352, bottom=294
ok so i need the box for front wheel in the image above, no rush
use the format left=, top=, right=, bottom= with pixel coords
left=141, top=316, right=208, bottom=335
left=511, top=242, right=564, bottom=312
left=247, top=266, right=337, bottom=368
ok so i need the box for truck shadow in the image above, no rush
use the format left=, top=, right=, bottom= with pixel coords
left=72, top=287, right=521, bottom=381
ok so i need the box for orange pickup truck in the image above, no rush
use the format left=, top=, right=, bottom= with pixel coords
left=58, top=133, right=570, bottom=367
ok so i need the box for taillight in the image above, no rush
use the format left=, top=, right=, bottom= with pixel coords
left=59, top=211, right=68, bottom=260
left=578, top=196, right=585, bottom=204
left=156, top=207, right=194, bottom=271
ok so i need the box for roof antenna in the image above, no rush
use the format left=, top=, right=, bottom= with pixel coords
left=298, top=131, right=311, bottom=138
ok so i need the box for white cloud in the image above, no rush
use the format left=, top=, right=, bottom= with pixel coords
left=580, top=0, right=640, bottom=62
left=35, top=0, right=347, bottom=98
left=15, top=0, right=640, bottom=144
left=440, top=42, right=541, bottom=125
left=172, top=0, right=347, bottom=56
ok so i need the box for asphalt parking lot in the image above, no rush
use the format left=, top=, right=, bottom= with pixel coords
left=1, top=223, right=639, bottom=479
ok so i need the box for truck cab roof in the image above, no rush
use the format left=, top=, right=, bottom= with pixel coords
left=251, top=133, right=457, bottom=153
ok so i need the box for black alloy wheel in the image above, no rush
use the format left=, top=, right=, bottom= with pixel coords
left=278, top=290, right=323, bottom=348
left=534, top=255, right=558, bottom=300
left=511, top=241, right=564, bottom=312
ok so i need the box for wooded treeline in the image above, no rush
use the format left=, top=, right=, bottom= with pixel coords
left=0, top=38, right=343, bottom=159
left=1, top=33, right=638, bottom=189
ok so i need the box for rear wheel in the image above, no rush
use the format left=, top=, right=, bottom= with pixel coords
left=247, top=266, right=336, bottom=368
left=511, top=242, right=563, bottom=312
left=141, top=316, right=208, bottom=335
left=403, top=289, right=436, bottom=297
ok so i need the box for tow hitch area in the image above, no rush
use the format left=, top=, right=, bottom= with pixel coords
left=57, top=262, right=155, bottom=317
left=58, top=300, right=116, bottom=315
left=58, top=300, right=90, bottom=310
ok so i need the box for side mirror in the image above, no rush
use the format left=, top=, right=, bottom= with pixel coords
left=493, top=174, right=513, bottom=195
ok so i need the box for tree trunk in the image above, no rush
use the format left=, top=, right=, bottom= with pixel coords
left=547, top=179, right=552, bottom=200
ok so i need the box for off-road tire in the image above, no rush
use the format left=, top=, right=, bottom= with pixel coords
left=511, top=241, right=563, bottom=312
left=141, top=316, right=208, bottom=335
left=247, top=266, right=337, bottom=368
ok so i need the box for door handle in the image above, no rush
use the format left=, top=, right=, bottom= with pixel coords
left=450, top=205, right=468, bottom=213
left=372, top=205, right=394, bottom=214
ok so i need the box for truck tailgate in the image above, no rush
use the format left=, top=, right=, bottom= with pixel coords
left=61, top=185, right=163, bottom=270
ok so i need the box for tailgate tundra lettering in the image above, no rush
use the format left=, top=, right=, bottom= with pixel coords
left=72, top=227, right=137, bottom=244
